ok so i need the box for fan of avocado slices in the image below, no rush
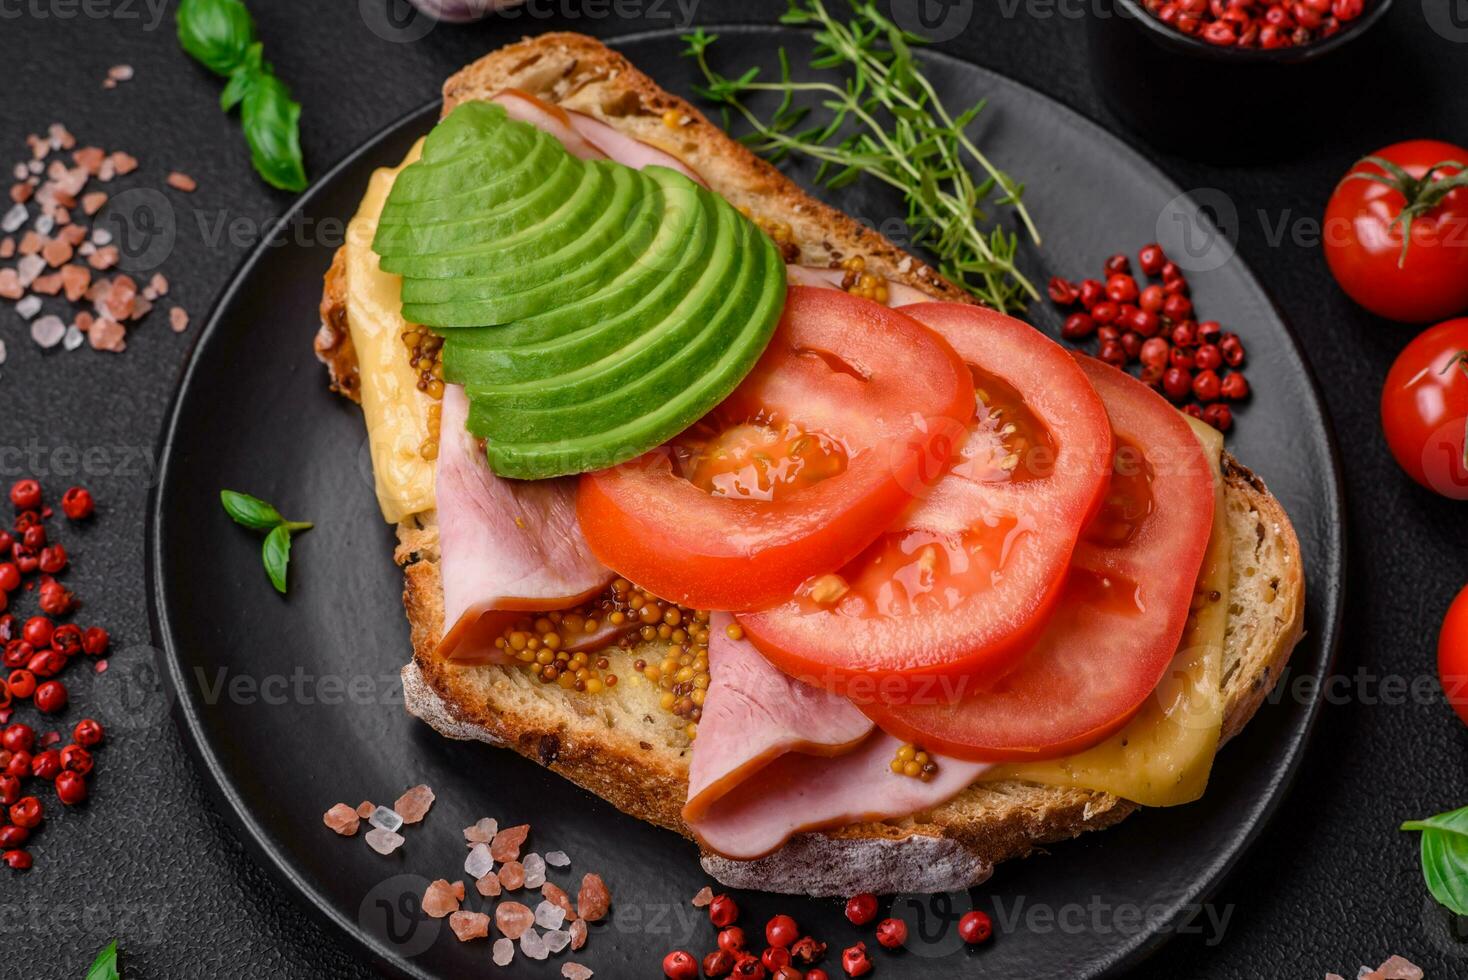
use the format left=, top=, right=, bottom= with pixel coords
left=373, top=102, right=788, bottom=480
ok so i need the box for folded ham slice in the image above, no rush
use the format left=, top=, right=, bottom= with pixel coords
left=689, top=730, right=990, bottom=861
left=492, top=89, right=706, bottom=185
left=435, top=386, right=613, bottom=664
left=684, top=614, right=873, bottom=822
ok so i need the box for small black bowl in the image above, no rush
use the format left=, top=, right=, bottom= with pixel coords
left=1087, top=0, right=1395, bottom=159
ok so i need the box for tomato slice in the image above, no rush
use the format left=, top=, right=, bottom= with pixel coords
left=577, top=287, right=974, bottom=611
left=863, top=357, right=1217, bottom=761
left=737, top=303, right=1114, bottom=698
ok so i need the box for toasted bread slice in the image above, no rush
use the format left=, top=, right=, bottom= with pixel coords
left=314, top=33, right=1305, bottom=896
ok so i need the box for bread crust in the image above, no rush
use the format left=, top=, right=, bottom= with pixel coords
left=315, top=32, right=1307, bottom=896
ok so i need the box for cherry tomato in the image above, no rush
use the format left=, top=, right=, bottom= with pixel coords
left=1440, top=585, right=1468, bottom=729
left=738, top=303, right=1113, bottom=700
left=866, top=357, right=1217, bottom=760
left=578, top=287, right=973, bottom=612
left=1323, top=140, right=1468, bottom=323
left=1380, top=318, right=1468, bottom=499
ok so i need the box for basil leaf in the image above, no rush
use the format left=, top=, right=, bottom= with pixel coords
left=219, top=43, right=264, bottom=111
left=262, top=524, right=292, bottom=595
left=86, top=940, right=120, bottom=980
left=220, top=489, right=282, bottom=530
left=240, top=72, right=308, bottom=192
left=176, top=0, right=255, bottom=77
left=1403, top=805, right=1468, bottom=915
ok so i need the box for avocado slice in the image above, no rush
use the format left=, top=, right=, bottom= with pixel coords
left=404, top=167, right=708, bottom=329
left=475, top=234, right=786, bottom=478
left=378, top=131, right=561, bottom=225
left=459, top=192, right=742, bottom=408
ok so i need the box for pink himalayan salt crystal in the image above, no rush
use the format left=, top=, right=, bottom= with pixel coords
left=498, top=860, right=525, bottom=890
left=490, top=823, right=530, bottom=862
left=569, top=918, right=587, bottom=951
left=562, top=965, right=593, bottom=980
left=495, top=901, right=535, bottom=940
left=394, top=784, right=434, bottom=824
left=88, top=317, right=125, bottom=352
left=364, top=827, right=403, bottom=855
left=356, top=801, right=375, bottom=819
left=170, top=306, right=188, bottom=332
left=464, top=817, right=497, bottom=844
left=577, top=873, right=610, bottom=923
left=421, top=879, right=459, bottom=919
left=542, top=881, right=576, bottom=920
left=475, top=871, right=501, bottom=898
left=1361, top=957, right=1424, bottom=980
left=448, top=910, right=490, bottom=942
left=492, top=938, right=514, bottom=966
left=691, top=886, right=713, bottom=908
left=451, top=880, right=465, bottom=902
left=322, top=803, right=360, bottom=836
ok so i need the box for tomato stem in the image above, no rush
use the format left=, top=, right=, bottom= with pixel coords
left=1345, top=155, right=1468, bottom=268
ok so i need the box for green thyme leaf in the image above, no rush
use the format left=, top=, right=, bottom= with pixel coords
left=1403, top=804, right=1468, bottom=915
left=176, top=0, right=255, bottom=76
left=262, top=524, right=292, bottom=594
left=219, top=489, right=283, bottom=530
left=85, top=940, right=120, bottom=980
left=683, top=0, right=1040, bottom=313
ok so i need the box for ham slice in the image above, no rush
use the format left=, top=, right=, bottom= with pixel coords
left=785, top=264, right=932, bottom=308
left=492, top=90, right=705, bottom=185
left=688, top=731, right=990, bottom=861
left=435, top=385, right=613, bottom=664
left=684, top=614, right=872, bottom=822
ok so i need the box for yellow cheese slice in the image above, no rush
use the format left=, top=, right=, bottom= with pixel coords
left=343, top=140, right=436, bottom=523
left=985, top=418, right=1231, bottom=807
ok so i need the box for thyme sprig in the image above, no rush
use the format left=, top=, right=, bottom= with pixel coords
left=683, top=0, right=1041, bottom=313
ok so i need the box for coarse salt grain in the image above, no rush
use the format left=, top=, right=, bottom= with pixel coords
left=31, top=314, right=65, bottom=349
left=170, top=306, right=189, bottom=333
left=421, top=879, right=459, bottom=919
left=108, top=65, right=134, bottom=82
left=491, top=823, right=530, bottom=862
left=368, top=806, right=403, bottom=833
left=544, top=929, right=571, bottom=954
left=465, top=843, right=494, bottom=879
left=323, top=803, right=360, bottom=836
left=364, top=827, right=404, bottom=855
left=0, top=340, right=7, bottom=365
left=542, top=882, right=576, bottom=921
left=34, top=213, right=54, bottom=236
left=520, top=928, right=548, bottom=961
left=523, top=852, right=546, bottom=889
left=499, top=860, right=525, bottom=890
left=534, top=900, right=566, bottom=931
left=577, top=873, right=610, bottom=922
left=492, top=938, right=514, bottom=967
left=91, top=227, right=112, bottom=246
left=166, top=171, right=197, bottom=192
left=495, top=901, right=535, bottom=940
left=562, top=965, right=593, bottom=980
left=545, top=850, right=571, bottom=868
left=2, top=203, right=25, bottom=232
left=355, top=801, right=374, bottom=818
left=691, top=886, right=713, bottom=907
left=465, top=817, right=498, bottom=844
left=476, top=871, right=502, bottom=898
left=18, top=253, right=44, bottom=285
left=394, top=784, right=434, bottom=824
left=16, top=296, right=41, bottom=319
left=569, top=918, right=587, bottom=951
left=62, top=325, right=83, bottom=351
left=449, top=910, right=490, bottom=942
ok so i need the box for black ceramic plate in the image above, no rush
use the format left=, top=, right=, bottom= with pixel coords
left=147, top=26, right=1344, bottom=980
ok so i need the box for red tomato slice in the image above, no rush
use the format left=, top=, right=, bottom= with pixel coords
left=737, top=303, right=1114, bottom=698
left=577, top=287, right=974, bottom=611
left=863, top=357, right=1217, bottom=761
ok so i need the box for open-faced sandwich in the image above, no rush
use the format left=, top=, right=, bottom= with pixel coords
left=314, top=32, right=1304, bottom=896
